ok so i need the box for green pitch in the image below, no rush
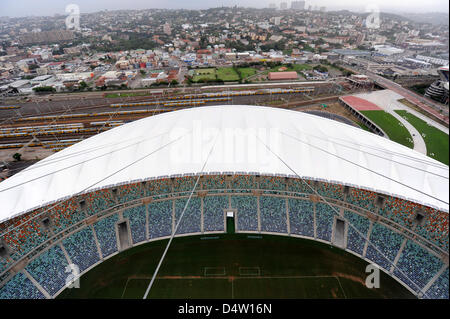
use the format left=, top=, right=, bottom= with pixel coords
left=57, top=234, right=415, bottom=299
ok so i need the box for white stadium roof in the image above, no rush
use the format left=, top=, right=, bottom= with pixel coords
left=0, top=105, right=448, bottom=222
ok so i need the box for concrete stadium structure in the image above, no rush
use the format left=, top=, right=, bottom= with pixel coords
left=0, top=105, right=448, bottom=299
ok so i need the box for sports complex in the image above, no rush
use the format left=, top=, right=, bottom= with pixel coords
left=0, top=104, right=448, bottom=299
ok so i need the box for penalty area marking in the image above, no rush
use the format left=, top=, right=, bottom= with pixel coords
left=121, top=277, right=131, bottom=299
left=122, top=274, right=348, bottom=298
left=335, top=276, right=348, bottom=299
left=239, top=267, right=261, bottom=276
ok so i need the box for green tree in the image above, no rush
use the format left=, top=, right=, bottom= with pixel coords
left=33, top=86, right=56, bottom=93
left=13, top=153, right=21, bottom=161
left=79, top=81, right=88, bottom=90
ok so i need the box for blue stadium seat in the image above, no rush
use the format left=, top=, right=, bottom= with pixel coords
left=26, top=245, right=68, bottom=296
left=62, top=227, right=100, bottom=272
left=344, top=210, right=370, bottom=255
left=148, top=201, right=173, bottom=239
left=232, top=196, right=258, bottom=232
left=93, top=214, right=119, bottom=257
left=123, top=206, right=147, bottom=244
left=288, top=199, right=314, bottom=237
left=0, top=272, right=45, bottom=299
left=203, top=196, right=227, bottom=232
left=175, top=198, right=201, bottom=235
left=260, top=196, right=287, bottom=233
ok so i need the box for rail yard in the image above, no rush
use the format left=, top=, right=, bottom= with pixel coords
left=0, top=83, right=350, bottom=153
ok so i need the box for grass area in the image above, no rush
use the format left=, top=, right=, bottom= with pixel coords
left=408, top=83, right=429, bottom=96
left=265, top=64, right=313, bottom=74
left=395, top=110, right=449, bottom=165
left=192, top=68, right=217, bottom=82
left=360, top=110, right=414, bottom=149
left=266, top=100, right=286, bottom=105
left=58, top=234, right=414, bottom=299
left=216, top=67, right=240, bottom=81
left=398, top=98, right=449, bottom=128
left=292, top=64, right=314, bottom=71
left=237, top=67, right=257, bottom=79
left=123, top=278, right=232, bottom=299
left=191, top=67, right=240, bottom=82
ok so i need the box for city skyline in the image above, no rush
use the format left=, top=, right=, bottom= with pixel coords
left=1, top=0, right=449, bottom=18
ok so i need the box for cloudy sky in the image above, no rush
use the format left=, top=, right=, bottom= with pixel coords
left=1, top=0, right=448, bottom=17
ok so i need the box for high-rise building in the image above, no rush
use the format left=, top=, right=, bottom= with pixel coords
left=269, top=3, right=277, bottom=9
left=291, top=1, right=305, bottom=10
left=163, top=22, right=172, bottom=35
left=280, top=2, right=288, bottom=10
left=320, top=6, right=326, bottom=12
left=274, top=17, right=281, bottom=25
left=395, top=33, right=408, bottom=45
left=356, top=33, right=365, bottom=46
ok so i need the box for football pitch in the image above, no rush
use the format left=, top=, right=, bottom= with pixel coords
left=58, top=234, right=415, bottom=299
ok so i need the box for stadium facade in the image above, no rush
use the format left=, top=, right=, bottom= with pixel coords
left=425, top=65, right=449, bottom=105
left=0, top=105, right=448, bottom=299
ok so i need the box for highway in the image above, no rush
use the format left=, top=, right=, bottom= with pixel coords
left=343, top=65, right=449, bottom=125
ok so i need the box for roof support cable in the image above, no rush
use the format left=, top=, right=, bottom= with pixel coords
left=143, top=130, right=221, bottom=299
left=280, top=130, right=448, bottom=206
left=291, top=128, right=448, bottom=179
left=256, top=134, right=432, bottom=297
left=0, top=129, right=191, bottom=238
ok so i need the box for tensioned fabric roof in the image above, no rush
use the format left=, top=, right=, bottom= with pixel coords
left=0, top=105, right=448, bottom=222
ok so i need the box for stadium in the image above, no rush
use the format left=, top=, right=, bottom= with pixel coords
left=0, top=105, right=448, bottom=299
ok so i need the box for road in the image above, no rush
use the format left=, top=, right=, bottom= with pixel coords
left=343, top=65, right=449, bottom=125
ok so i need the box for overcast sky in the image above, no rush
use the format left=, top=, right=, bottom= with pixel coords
left=1, top=0, right=449, bottom=17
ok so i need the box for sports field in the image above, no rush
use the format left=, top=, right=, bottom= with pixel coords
left=216, top=67, right=240, bottom=81
left=395, top=110, right=449, bottom=165
left=57, top=234, right=415, bottom=299
left=192, top=67, right=240, bottom=82
left=360, top=110, right=414, bottom=149
left=192, top=68, right=217, bottom=82
left=237, top=67, right=257, bottom=79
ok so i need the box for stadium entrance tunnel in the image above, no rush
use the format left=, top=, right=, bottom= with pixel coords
left=117, top=221, right=131, bottom=251
left=0, top=175, right=448, bottom=299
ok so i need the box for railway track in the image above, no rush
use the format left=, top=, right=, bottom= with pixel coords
left=1, top=86, right=354, bottom=151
